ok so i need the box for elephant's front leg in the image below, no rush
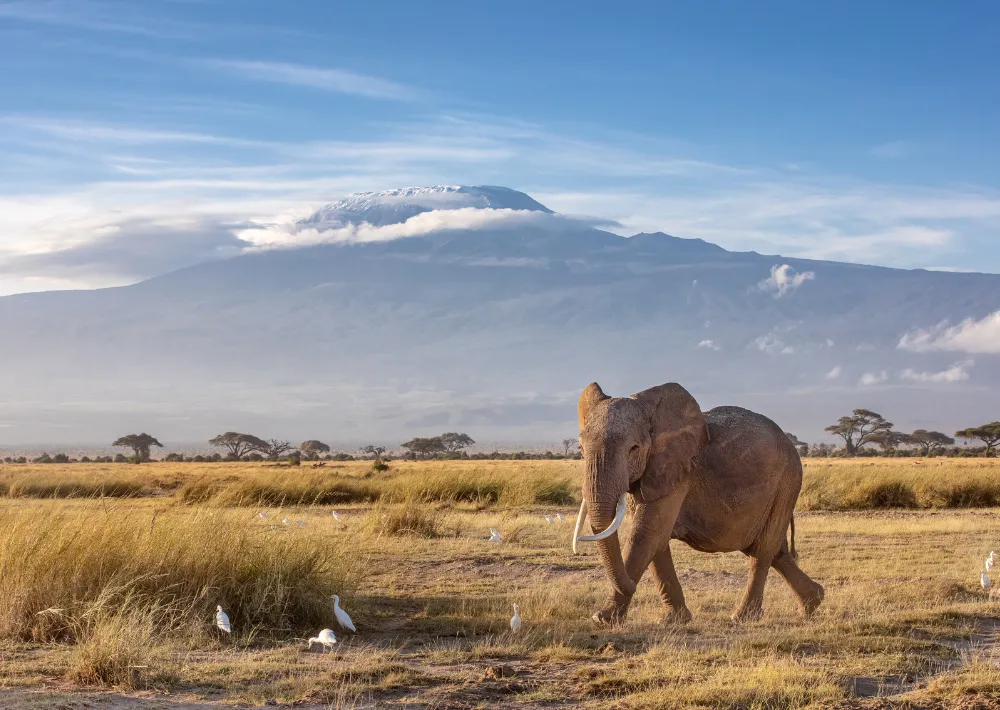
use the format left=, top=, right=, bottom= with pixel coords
left=592, top=486, right=688, bottom=626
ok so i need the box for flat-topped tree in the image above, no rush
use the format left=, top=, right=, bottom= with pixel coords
left=112, top=433, right=163, bottom=462
left=255, top=439, right=294, bottom=460
left=956, top=422, right=1000, bottom=456
left=439, top=433, right=474, bottom=454
left=908, top=430, right=955, bottom=456
left=300, top=440, right=331, bottom=459
left=209, top=432, right=268, bottom=459
left=825, top=409, right=893, bottom=455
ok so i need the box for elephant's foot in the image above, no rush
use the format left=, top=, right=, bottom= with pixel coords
left=591, top=594, right=631, bottom=627
left=731, top=601, right=764, bottom=623
left=659, top=606, right=692, bottom=625
left=799, top=583, right=825, bottom=616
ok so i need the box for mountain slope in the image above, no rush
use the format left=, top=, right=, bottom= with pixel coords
left=1, top=187, right=998, bottom=447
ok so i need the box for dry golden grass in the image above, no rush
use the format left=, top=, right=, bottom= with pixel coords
left=1, top=458, right=1000, bottom=708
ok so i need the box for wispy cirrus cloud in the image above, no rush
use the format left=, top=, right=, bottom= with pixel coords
left=205, top=60, right=418, bottom=101
left=899, top=360, right=973, bottom=383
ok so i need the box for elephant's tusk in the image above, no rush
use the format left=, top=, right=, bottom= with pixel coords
left=575, top=492, right=627, bottom=548
left=571, top=500, right=587, bottom=554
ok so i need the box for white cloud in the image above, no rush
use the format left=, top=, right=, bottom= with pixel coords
left=825, top=366, right=842, bottom=379
left=898, top=311, right=1000, bottom=354
left=859, top=371, right=888, bottom=386
left=899, top=360, right=973, bottom=383
left=871, top=140, right=910, bottom=159
left=237, top=207, right=564, bottom=249
left=206, top=60, right=417, bottom=101
left=758, top=264, right=815, bottom=298
left=697, top=339, right=720, bottom=351
left=752, top=331, right=795, bottom=355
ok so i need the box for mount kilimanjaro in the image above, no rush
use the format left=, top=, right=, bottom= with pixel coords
left=1, top=186, right=998, bottom=447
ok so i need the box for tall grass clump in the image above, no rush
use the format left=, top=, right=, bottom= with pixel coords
left=0, top=506, right=361, bottom=643
left=363, top=501, right=447, bottom=538
left=800, top=459, right=1000, bottom=510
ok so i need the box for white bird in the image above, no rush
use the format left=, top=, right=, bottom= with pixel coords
left=544, top=515, right=554, bottom=524
left=308, top=628, right=337, bottom=651
left=282, top=518, right=291, bottom=526
left=982, top=571, right=992, bottom=594
left=215, top=605, right=231, bottom=633
left=509, top=603, right=521, bottom=633
left=331, top=595, right=356, bottom=632
left=555, top=513, right=565, bottom=522
left=987, top=556, right=995, bottom=573
left=332, top=511, right=342, bottom=521
left=257, top=512, right=268, bottom=519
left=488, top=528, right=502, bottom=543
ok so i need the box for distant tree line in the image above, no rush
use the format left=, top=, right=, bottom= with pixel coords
left=783, top=409, right=1000, bottom=458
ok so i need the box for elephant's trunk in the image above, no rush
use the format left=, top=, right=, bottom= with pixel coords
left=588, top=497, right=635, bottom=597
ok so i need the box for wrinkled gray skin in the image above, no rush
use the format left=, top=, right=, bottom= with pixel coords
left=577, top=381, right=824, bottom=625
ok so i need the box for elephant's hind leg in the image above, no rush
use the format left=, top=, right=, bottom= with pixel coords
left=651, top=545, right=692, bottom=624
left=732, top=553, right=773, bottom=622
left=772, top=548, right=824, bottom=616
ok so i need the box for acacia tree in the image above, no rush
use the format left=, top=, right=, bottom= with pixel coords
left=867, top=430, right=911, bottom=453
left=400, top=437, right=445, bottom=459
left=255, top=439, right=294, bottom=460
left=300, top=440, right=331, bottom=459
left=209, top=432, right=267, bottom=459
left=561, top=438, right=577, bottom=457
left=112, top=433, right=163, bottom=462
left=908, top=430, right=955, bottom=457
left=956, top=422, right=1000, bottom=456
left=824, top=409, right=894, bottom=455
left=439, top=432, right=475, bottom=454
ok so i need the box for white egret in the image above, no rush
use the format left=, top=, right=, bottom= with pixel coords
left=332, top=511, right=342, bottom=521
left=215, top=605, right=231, bottom=633
left=509, top=604, right=521, bottom=633
left=544, top=515, right=554, bottom=524
left=282, top=518, right=291, bottom=526
left=331, top=595, right=356, bottom=632
left=982, top=571, right=992, bottom=594
left=488, top=528, right=502, bottom=542
left=555, top=513, right=565, bottom=522
left=257, top=513, right=268, bottom=519
left=308, top=628, right=337, bottom=651
left=988, top=556, right=995, bottom=573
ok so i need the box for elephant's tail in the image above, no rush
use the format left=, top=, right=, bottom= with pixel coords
left=789, top=515, right=798, bottom=560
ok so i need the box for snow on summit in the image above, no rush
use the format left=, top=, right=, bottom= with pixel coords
left=298, top=185, right=553, bottom=229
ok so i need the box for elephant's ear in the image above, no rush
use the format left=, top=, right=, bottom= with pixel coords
left=631, top=383, right=708, bottom=503
left=578, top=382, right=610, bottom=429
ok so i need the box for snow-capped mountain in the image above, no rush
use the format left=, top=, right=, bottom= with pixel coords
left=297, top=185, right=553, bottom=230
left=1, top=186, right=998, bottom=447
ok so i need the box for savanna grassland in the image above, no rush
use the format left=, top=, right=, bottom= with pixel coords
left=2, top=458, right=1000, bottom=709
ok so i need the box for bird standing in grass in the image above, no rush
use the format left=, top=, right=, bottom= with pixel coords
left=308, top=628, right=337, bottom=651
left=555, top=513, right=565, bottom=522
left=296, top=520, right=306, bottom=527
left=215, top=605, right=231, bottom=633
left=982, top=571, right=992, bottom=594
left=987, top=555, right=994, bottom=573
left=282, top=518, right=291, bottom=526
left=332, top=511, right=342, bottom=521
left=488, top=528, right=502, bottom=542
left=544, top=515, right=554, bottom=524
left=257, top=512, right=268, bottom=519
left=510, top=604, right=521, bottom=633
left=332, top=595, right=356, bottom=632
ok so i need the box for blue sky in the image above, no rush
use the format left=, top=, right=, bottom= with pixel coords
left=1, top=0, right=999, bottom=294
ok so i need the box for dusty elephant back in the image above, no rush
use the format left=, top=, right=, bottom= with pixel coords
left=674, top=405, right=802, bottom=553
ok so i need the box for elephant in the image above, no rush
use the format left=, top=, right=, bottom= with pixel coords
left=572, top=381, right=824, bottom=625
